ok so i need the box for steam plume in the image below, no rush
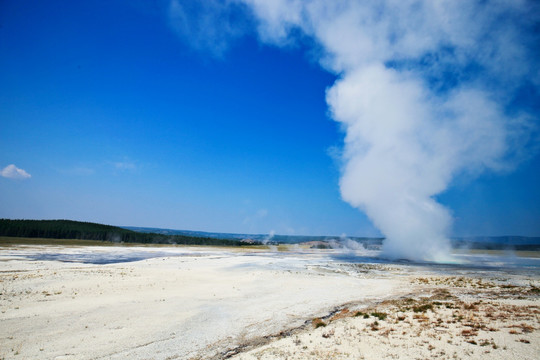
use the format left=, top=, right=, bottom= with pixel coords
left=238, top=0, right=539, bottom=261
left=167, top=0, right=539, bottom=261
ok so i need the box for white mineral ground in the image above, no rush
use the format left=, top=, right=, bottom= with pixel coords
left=0, top=244, right=538, bottom=360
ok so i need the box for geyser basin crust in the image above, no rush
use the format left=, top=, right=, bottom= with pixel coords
left=1, top=245, right=538, bottom=359
left=0, top=245, right=401, bottom=359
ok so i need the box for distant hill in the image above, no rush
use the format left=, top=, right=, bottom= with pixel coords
left=2, top=220, right=538, bottom=250
left=125, top=226, right=540, bottom=251
left=0, top=219, right=254, bottom=247
left=451, top=236, right=540, bottom=251
left=124, top=226, right=540, bottom=251
left=124, top=226, right=384, bottom=245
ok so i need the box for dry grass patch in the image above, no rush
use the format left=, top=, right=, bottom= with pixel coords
left=312, top=318, right=326, bottom=329
left=329, top=308, right=350, bottom=321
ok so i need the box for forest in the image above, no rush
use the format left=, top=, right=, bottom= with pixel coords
left=0, top=219, right=255, bottom=246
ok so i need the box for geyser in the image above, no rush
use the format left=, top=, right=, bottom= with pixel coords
left=169, top=0, right=539, bottom=261
left=327, top=65, right=507, bottom=262
left=237, top=0, right=539, bottom=262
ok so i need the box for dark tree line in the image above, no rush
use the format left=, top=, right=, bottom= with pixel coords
left=0, top=219, right=253, bottom=246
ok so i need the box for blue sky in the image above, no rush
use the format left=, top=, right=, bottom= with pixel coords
left=1, top=0, right=539, bottom=237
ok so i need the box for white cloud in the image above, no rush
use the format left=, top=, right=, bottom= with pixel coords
left=1, top=164, right=31, bottom=180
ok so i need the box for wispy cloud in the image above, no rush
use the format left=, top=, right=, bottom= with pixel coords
left=168, top=0, right=251, bottom=57
left=1, top=164, right=31, bottom=180
left=113, top=161, right=136, bottom=171
left=243, top=208, right=268, bottom=225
